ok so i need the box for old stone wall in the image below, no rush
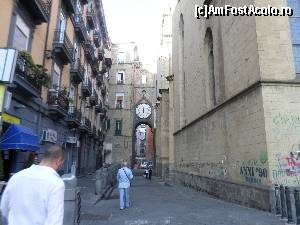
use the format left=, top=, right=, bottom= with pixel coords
left=171, top=0, right=297, bottom=211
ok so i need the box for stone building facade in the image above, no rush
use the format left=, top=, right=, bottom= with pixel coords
left=156, top=3, right=175, bottom=180
left=156, top=0, right=300, bottom=211
left=105, top=42, right=156, bottom=165
left=0, top=0, right=111, bottom=178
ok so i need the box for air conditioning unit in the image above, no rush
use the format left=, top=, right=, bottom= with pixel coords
left=41, top=129, right=57, bottom=143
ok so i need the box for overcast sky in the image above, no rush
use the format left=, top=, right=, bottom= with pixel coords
left=102, top=0, right=174, bottom=73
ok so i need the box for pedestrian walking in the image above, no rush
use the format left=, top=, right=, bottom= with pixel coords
left=148, top=166, right=152, bottom=180
left=117, top=159, right=133, bottom=210
left=0, top=146, right=65, bottom=225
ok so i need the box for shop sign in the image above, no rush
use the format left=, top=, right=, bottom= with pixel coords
left=2, top=113, right=20, bottom=124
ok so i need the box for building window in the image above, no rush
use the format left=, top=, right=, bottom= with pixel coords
left=52, top=63, right=61, bottom=89
left=115, top=93, right=124, bottom=109
left=118, top=52, right=125, bottom=64
left=142, top=74, right=147, bottom=84
left=12, top=15, right=31, bottom=51
left=288, top=0, right=300, bottom=74
left=116, top=71, right=125, bottom=84
left=205, top=28, right=216, bottom=106
left=106, top=119, right=110, bottom=130
left=115, top=120, right=122, bottom=136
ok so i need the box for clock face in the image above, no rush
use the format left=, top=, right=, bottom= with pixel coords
left=136, top=103, right=151, bottom=119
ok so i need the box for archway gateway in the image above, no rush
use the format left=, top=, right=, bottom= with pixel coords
left=132, top=96, right=155, bottom=168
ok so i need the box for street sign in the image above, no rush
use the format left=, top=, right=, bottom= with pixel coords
left=0, top=48, right=18, bottom=83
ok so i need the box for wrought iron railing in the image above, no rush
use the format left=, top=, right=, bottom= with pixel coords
left=71, top=59, right=84, bottom=83
left=74, top=14, right=88, bottom=41
left=15, top=55, right=42, bottom=91
left=47, top=89, right=69, bottom=111
left=67, top=106, right=81, bottom=122
left=53, top=30, right=73, bottom=57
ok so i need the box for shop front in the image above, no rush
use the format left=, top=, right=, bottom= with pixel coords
left=0, top=124, right=40, bottom=181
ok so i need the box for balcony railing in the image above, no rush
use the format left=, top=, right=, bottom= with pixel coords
left=95, top=102, right=102, bottom=113
left=84, top=39, right=94, bottom=63
left=101, top=84, right=106, bottom=96
left=93, top=31, right=101, bottom=47
left=79, top=117, right=88, bottom=133
left=98, top=49, right=104, bottom=61
left=105, top=58, right=112, bottom=69
left=85, top=118, right=92, bottom=134
left=89, top=91, right=98, bottom=106
left=92, top=59, right=100, bottom=77
left=66, top=106, right=81, bottom=128
left=100, top=63, right=107, bottom=75
left=74, top=14, right=88, bottom=42
left=20, top=0, right=50, bottom=24
left=70, top=59, right=84, bottom=85
left=62, top=0, right=75, bottom=14
left=100, top=108, right=107, bottom=120
left=86, top=9, right=96, bottom=29
left=15, top=55, right=42, bottom=96
left=47, top=89, right=69, bottom=117
left=53, top=30, right=73, bottom=65
left=81, top=78, right=92, bottom=97
left=96, top=75, right=103, bottom=87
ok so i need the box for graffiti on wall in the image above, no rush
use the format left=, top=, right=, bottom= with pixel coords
left=176, top=156, right=228, bottom=179
left=272, top=151, right=300, bottom=185
left=272, top=113, right=300, bottom=141
left=239, top=151, right=268, bottom=185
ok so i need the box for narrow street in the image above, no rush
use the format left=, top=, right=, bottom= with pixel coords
left=79, top=175, right=284, bottom=225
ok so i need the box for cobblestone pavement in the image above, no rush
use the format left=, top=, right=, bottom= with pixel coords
left=78, top=176, right=285, bottom=225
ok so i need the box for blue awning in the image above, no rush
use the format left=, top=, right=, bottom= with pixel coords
left=0, top=124, right=40, bottom=152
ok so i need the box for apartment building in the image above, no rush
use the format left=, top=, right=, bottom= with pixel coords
left=0, top=0, right=111, bottom=178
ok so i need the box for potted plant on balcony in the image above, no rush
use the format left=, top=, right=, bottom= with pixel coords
left=18, top=51, right=50, bottom=88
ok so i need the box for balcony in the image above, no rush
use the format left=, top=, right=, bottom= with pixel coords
left=52, top=30, right=73, bottom=65
left=66, top=106, right=81, bottom=128
left=62, top=0, right=75, bottom=14
left=92, top=59, right=100, bottom=77
left=79, top=117, right=88, bottom=133
left=95, top=102, right=102, bottom=113
left=89, top=91, right=98, bottom=106
left=101, top=84, right=106, bottom=96
left=100, top=108, right=107, bottom=120
left=86, top=118, right=92, bottom=136
left=105, top=58, right=112, bottom=69
left=93, top=31, right=101, bottom=47
left=70, top=60, right=84, bottom=85
left=98, top=50, right=104, bottom=61
left=13, top=54, right=44, bottom=98
left=81, top=78, right=92, bottom=97
left=86, top=10, right=96, bottom=29
left=47, top=89, right=69, bottom=118
left=20, top=0, right=50, bottom=24
left=96, top=75, right=103, bottom=87
left=84, top=40, right=95, bottom=63
left=74, top=14, right=88, bottom=42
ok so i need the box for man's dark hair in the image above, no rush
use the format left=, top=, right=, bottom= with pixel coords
left=43, top=146, right=64, bottom=161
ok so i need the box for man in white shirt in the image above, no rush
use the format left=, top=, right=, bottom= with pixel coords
left=0, top=146, right=65, bottom=225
